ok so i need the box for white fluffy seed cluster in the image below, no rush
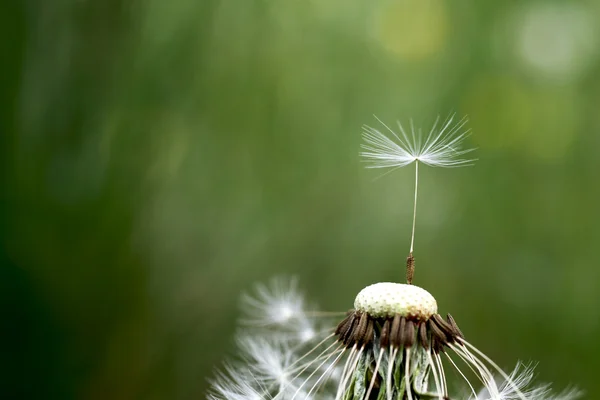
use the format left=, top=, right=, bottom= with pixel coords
left=354, top=282, right=438, bottom=320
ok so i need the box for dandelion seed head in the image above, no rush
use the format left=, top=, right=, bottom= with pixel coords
left=354, top=282, right=438, bottom=320
left=210, top=278, right=580, bottom=400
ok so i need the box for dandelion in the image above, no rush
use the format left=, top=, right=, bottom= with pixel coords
left=208, top=115, right=580, bottom=399
left=208, top=279, right=581, bottom=400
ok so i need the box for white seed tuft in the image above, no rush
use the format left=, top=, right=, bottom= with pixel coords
left=476, top=362, right=584, bottom=400
left=240, top=276, right=306, bottom=327
left=360, top=114, right=476, bottom=169
left=354, top=282, right=438, bottom=320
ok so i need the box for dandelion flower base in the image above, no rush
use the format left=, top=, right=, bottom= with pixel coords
left=354, top=282, right=437, bottom=320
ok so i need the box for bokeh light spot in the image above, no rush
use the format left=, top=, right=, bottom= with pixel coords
left=372, top=0, right=448, bottom=59
left=516, top=3, right=598, bottom=82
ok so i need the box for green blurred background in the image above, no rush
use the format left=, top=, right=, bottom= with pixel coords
left=2, top=0, right=600, bottom=399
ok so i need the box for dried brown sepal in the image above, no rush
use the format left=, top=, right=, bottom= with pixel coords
left=339, top=313, right=358, bottom=345
left=335, top=313, right=353, bottom=336
left=380, top=319, right=391, bottom=348
left=446, top=313, right=464, bottom=339
left=338, top=313, right=356, bottom=340
left=352, top=312, right=368, bottom=345
left=432, top=337, right=445, bottom=354
left=363, top=318, right=375, bottom=346
left=397, top=316, right=407, bottom=347
left=432, top=314, right=457, bottom=341
left=428, top=319, right=449, bottom=344
left=418, top=321, right=428, bottom=348
left=404, top=320, right=416, bottom=347
left=390, top=314, right=402, bottom=348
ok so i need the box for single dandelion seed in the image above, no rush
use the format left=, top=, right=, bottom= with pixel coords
left=360, top=114, right=476, bottom=284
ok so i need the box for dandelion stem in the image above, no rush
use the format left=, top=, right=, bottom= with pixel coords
left=410, top=161, right=418, bottom=254
left=406, top=161, right=419, bottom=284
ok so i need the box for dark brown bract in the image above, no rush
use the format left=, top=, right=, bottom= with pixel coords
left=335, top=310, right=464, bottom=352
